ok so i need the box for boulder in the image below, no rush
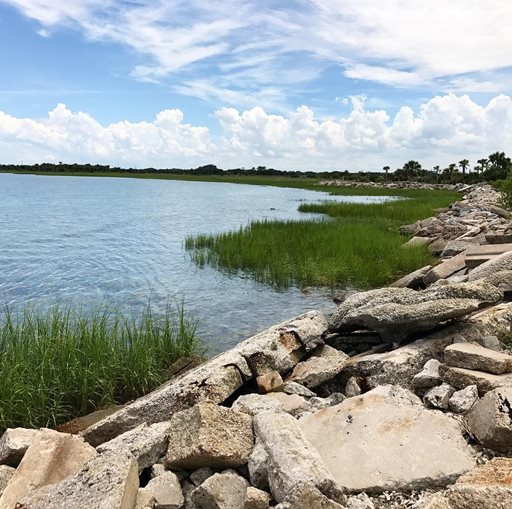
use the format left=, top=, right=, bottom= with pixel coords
left=0, top=429, right=96, bottom=509
left=15, top=450, right=139, bottom=509
left=465, top=387, right=512, bottom=452
left=439, top=364, right=512, bottom=395
left=253, top=410, right=345, bottom=504
left=448, top=385, right=479, bottom=414
left=423, top=383, right=455, bottom=410
left=468, top=250, right=512, bottom=281
left=245, top=487, right=272, bottom=509
left=97, top=421, right=172, bottom=472
left=413, top=359, right=442, bottom=389
left=83, top=311, right=327, bottom=446
left=191, top=471, right=248, bottom=509
left=274, top=482, right=344, bottom=509
left=256, top=371, right=284, bottom=394
left=448, top=458, right=512, bottom=508
left=135, top=471, right=183, bottom=509
left=0, top=428, right=39, bottom=467
left=164, top=403, right=254, bottom=469
left=299, top=385, right=476, bottom=493
left=444, top=343, right=512, bottom=375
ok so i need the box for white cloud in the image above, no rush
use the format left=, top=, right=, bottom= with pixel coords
left=1, top=94, right=512, bottom=170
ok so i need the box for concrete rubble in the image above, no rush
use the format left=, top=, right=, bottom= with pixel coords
left=1, top=183, right=512, bottom=507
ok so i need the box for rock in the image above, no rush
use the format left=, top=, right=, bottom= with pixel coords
left=0, top=428, right=39, bottom=468
left=256, top=371, right=284, bottom=394
left=181, top=481, right=197, bottom=509
left=439, top=364, right=512, bottom=395
left=248, top=438, right=269, bottom=491
left=299, top=385, right=476, bottom=493
left=448, top=385, right=479, bottom=413
left=150, top=464, right=166, bottom=479
left=403, top=236, right=431, bottom=247
left=427, top=280, right=503, bottom=304
left=189, top=467, right=215, bottom=487
left=465, top=387, right=512, bottom=452
left=97, top=421, right=172, bottom=472
left=274, top=482, right=344, bottom=509
left=191, top=471, right=248, bottom=509
left=135, top=471, right=183, bottom=509
left=423, top=383, right=455, bottom=410
left=15, top=450, right=139, bottom=509
left=444, top=343, right=512, bottom=375
left=0, top=466, right=14, bottom=498
left=448, top=457, right=512, bottom=508
left=286, top=350, right=348, bottom=388
left=245, top=487, right=272, bottom=509
left=413, top=359, right=442, bottom=389
left=417, top=494, right=452, bottom=509
left=428, top=238, right=447, bottom=254
left=265, top=393, right=312, bottom=417
left=465, top=243, right=512, bottom=268
left=0, top=429, right=97, bottom=509
left=164, top=403, right=254, bottom=469
left=253, top=410, right=345, bottom=504
left=423, top=252, right=467, bottom=285
left=83, top=311, right=327, bottom=446
left=441, top=240, right=476, bottom=258
left=486, top=233, right=512, bottom=244
left=489, top=205, right=512, bottom=219
left=281, top=382, right=317, bottom=398
left=468, top=250, right=512, bottom=281
left=346, top=493, right=375, bottom=509
left=232, top=394, right=285, bottom=416
left=480, top=270, right=512, bottom=292
left=389, top=265, right=431, bottom=289
left=344, top=377, right=361, bottom=398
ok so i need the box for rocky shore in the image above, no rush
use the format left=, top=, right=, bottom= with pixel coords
left=1, top=184, right=512, bottom=508
left=317, top=180, right=467, bottom=191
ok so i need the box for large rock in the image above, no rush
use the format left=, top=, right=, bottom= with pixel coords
left=16, top=450, right=138, bottom=509
left=83, top=311, right=327, bottom=446
left=135, top=471, right=183, bottom=509
left=299, top=385, right=476, bottom=493
left=448, top=458, right=512, bottom=508
left=97, top=421, right=172, bottom=472
left=274, top=482, right=344, bottom=509
left=164, top=403, right=254, bottom=469
left=253, top=410, right=345, bottom=504
left=0, top=429, right=96, bottom=509
left=444, top=342, right=512, bottom=374
left=468, top=250, right=512, bottom=281
left=0, top=428, right=39, bottom=467
left=465, top=386, right=512, bottom=452
left=232, top=394, right=285, bottom=416
left=191, top=471, right=248, bottom=509
left=439, top=364, right=512, bottom=395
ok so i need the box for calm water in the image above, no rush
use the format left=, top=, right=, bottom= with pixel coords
left=0, top=173, right=392, bottom=351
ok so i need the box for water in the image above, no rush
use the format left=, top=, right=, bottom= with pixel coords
left=0, top=173, right=393, bottom=351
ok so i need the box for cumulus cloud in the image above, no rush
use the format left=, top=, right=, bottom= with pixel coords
left=1, top=94, right=512, bottom=170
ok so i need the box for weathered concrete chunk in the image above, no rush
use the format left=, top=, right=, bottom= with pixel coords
left=448, top=385, right=479, bottom=414
left=97, top=421, right=172, bottom=472
left=0, top=466, right=14, bottom=499
left=413, top=359, right=442, bottom=389
left=0, top=429, right=96, bottom=509
left=0, top=428, right=39, bottom=468
left=287, top=351, right=348, bottom=388
left=165, top=403, right=254, bottom=469
left=468, top=250, right=512, bottom=281
left=444, top=342, right=512, bottom=375
left=299, top=385, right=476, bottom=493
left=245, top=486, right=272, bottom=509
left=439, top=364, right=512, bottom=395
left=423, top=383, right=455, bottom=410
left=480, top=270, right=512, bottom=293
left=191, top=471, right=248, bottom=509
left=135, top=471, right=183, bottom=509
left=253, top=411, right=345, bottom=504
left=274, top=482, right=344, bottom=509
left=424, top=252, right=467, bottom=285
left=256, top=371, right=284, bottom=394
left=465, top=243, right=512, bottom=268
left=389, top=265, right=431, bottom=289
left=448, top=458, right=512, bottom=509
left=465, top=387, right=512, bottom=452
left=282, top=382, right=316, bottom=398
left=232, top=394, right=285, bottom=416
left=16, top=450, right=139, bottom=509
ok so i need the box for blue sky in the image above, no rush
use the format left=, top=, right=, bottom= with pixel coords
left=0, top=0, right=511, bottom=171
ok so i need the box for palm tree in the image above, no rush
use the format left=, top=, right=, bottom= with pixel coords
left=383, top=165, right=390, bottom=183
left=433, top=165, right=441, bottom=183
left=477, top=158, right=488, bottom=173
left=458, top=159, right=469, bottom=182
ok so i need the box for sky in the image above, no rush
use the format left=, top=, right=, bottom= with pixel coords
left=0, top=1, right=512, bottom=171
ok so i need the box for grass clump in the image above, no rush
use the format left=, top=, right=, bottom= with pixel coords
left=186, top=189, right=460, bottom=289
left=0, top=303, right=203, bottom=431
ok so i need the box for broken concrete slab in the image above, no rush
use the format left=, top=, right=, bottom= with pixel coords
left=439, top=364, right=512, bottom=395
left=465, top=243, right=512, bottom=268
left=465, top=386, right=512, bottom=452
left=444, top=342, right=512, bottom=375
left=164, top=402, right=254, bottom=470
left=286, top=350, right=348, bottom=388
left=468, top=250, right=512, bottom=281
left=424, top=252, right=467, bottom=285
left=299, top=385, right=476, bottom=493
left=232, top=393, right=285, bottom=416
left=0, top=428, right=39, bottom=468
left=0, top=429, right=96, bottom=509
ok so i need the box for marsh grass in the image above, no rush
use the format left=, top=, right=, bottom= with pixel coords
left=0, top=303, right=203, bottom=431
left=186, top=189, right=460, bottom=289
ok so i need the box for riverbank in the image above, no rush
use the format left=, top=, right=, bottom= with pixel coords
left=2, top=183, right=512, bottom=508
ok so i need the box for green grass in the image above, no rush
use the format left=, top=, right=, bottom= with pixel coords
left=186, top=189, right=460, bottom=289
left=0, top=303, right=203, bottom=431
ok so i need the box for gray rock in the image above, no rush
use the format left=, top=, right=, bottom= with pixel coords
left=465, top=387, right=512, bottom=452
left=448, top=457, right=512, bottom=508
left=427, top=280, right=503, bottom=303
left=478, top=270, right=512, bottom=292
left=135, top=471, right=183, bottom=509
left=448, top=385, right=479, bottom=414
left=287, top=351, right=348, bottom=388
left=83, top=311, right=327, bottom=446
left=190, top=467, right=215, bottom=487
left=444, top=342, right=512, bottom=375
left=15, top=450, right=139, bottom=509
left=253, top=410, right=345, bottom=504
left=232, top=394, right=285, bottom=416
left=479, top=335, right=504, bottom=351
left=245, top=487, right=272, bottom=509
left=191, top=471, right=248, bottom=509
left=299, top=385, right=476, bottom=493
left=165, top=403, right=254, bottom=470
left=468, top=250, right=512, bottom=281
left=439, top=364, right=512, bottom=395
left=274, top=482, right=344, bottom=509
left=0, top=428, right=39, bottom=467
left=282, top=382, right=317, bottom=398
left=413, top=359, right=442, bottom=389
left=97, top=421, right=172, bottom=472
left=423, top=383, right=455, bottom=410
left=441, top=240, right=476, bottom=258
left=248, top=438, right=269, bottom=491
